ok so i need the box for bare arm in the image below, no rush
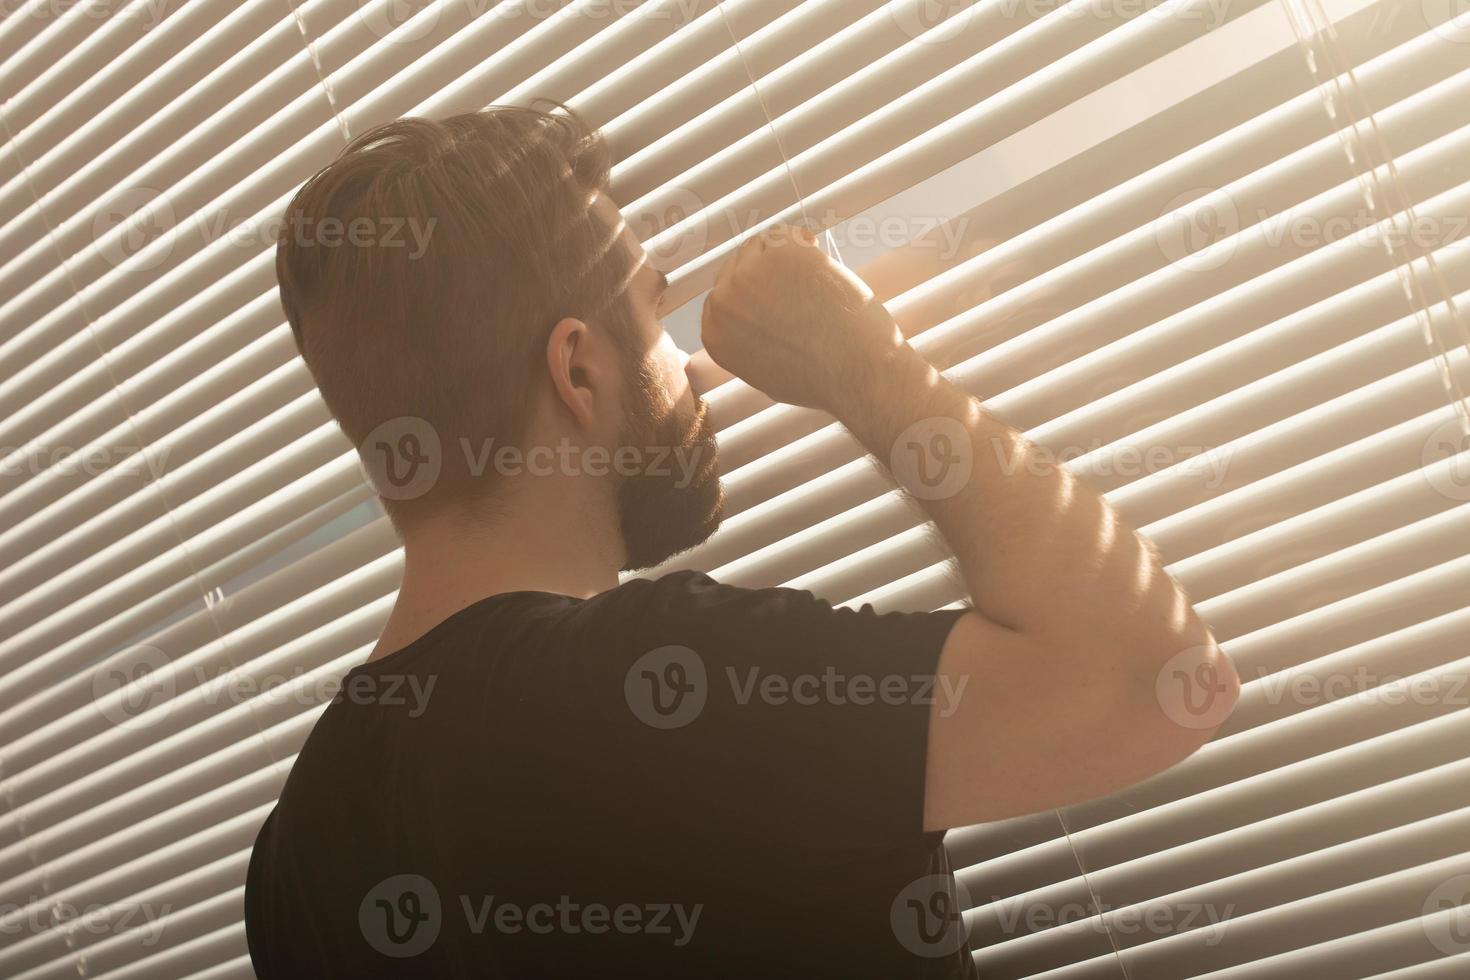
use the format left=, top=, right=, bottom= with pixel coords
left=701, top=226, right=1240, bottom=828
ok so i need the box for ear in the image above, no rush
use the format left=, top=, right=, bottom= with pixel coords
left=544, top=316, right=602, bottom=429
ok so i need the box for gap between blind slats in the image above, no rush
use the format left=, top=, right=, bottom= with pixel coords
left=0, top=0, right=287, bottom=266
left=2, top=859, right=249, bottom=979
left=4, top=611, right=388, bottom=824
left=2, top=9, right=1434, bottom=658
left=699, top=4, right=1458, bottom=435
left=967, top=767, right=1470, bottom=958
left=609, top=0, right=1014, bottom=205
left=583, top=0, right=851, bottom=158
left=705, top=52, right=1470, bottom=493
left=664, top=232, right=1470, bottom=589
left=975, top=848, right=1470, bottom=978
left=0, top=0, right=164, bottom=110
left=0, top=251, right=278, bottom=443
left=4, top=0, right=288, bottom=159
left=0, top=476, right=374, bottom=726
left=0, top=0, right=1446, bottom=481
left=0, top=374, right=331, bottom=603
left=958, top=689, right=1470, bottom=909
left=0, top=0, right=1311, bottom=437
left=0, top=348, right=315, bottom=573
left=0, top=317, right=299, bottom=545
left=780, top=292, right=1469, bottom=602
left=648, top=0, right=1281, bottom=315
left=0, top=805, right=267, bottom=968
left=0, top=497, right=392, bottom=742
left=0, top=1, right=1464, bottom=980
left=0, top=470, right=374, bottom=718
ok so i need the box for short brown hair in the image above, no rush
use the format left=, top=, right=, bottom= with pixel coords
left=276, top=103, right=641, bottom=526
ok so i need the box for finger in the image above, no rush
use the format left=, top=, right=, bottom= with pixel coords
left=699, top=280, right=723, bottom=340
left=723, top=228, right=770, bottom=284
left=762, top=223, right=806, bottom=250
left=686, top=348, right=735, bottom=398
left=710, top=239, right=744, bottom=297
left=701, top=248, right=742, bottom=338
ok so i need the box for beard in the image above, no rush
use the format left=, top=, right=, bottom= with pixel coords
left=615, top=358, right=725, bottom=572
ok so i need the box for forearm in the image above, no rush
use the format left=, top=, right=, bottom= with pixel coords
left=702, top=226, right=1237, bottom=816
left=833, top=342, right=1217, bottom=661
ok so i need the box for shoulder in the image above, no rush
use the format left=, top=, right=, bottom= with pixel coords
left=597, top=570, right=836, bottom=631
left=597, top=570, right=966, bottom=665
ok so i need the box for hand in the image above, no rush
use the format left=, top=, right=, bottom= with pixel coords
left=700, top=224, right=907, bottom=414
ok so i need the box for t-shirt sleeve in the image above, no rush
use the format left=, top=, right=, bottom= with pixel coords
left=589, top=570, right=970, bottom=850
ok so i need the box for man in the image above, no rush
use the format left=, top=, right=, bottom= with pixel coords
left=244, top=104, right=1238, bottom=978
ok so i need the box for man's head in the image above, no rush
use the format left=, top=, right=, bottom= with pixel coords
left=276, top=104, right=723, bottom=571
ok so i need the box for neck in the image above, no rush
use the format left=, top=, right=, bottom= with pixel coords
left=367, top=475, right=623, bottom=661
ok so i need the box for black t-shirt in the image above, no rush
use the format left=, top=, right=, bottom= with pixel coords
left=245, top=570, right=977, bottom=979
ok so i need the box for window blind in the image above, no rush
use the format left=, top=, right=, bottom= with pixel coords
left=0, top=1, right=1466, bottom=979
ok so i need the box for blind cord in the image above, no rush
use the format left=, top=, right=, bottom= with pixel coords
left=1282, top=0, right=1470, bottom=437
left=1056, top=806, right=1135, bottom=980
left=711, top=0, right=845, bottom=266
left=285, top=0, right=352, bottom=145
